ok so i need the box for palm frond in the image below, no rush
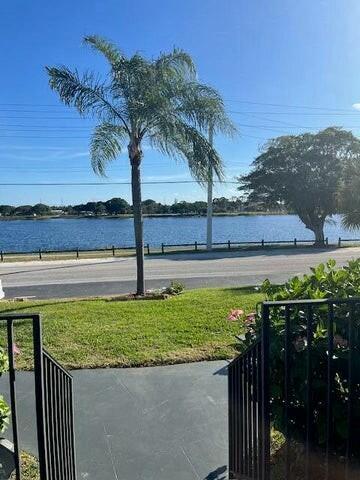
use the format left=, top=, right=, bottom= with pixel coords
left=46, top=66, right=130, bottom=131
left=83, top=35, right=126, bottom=68
left=150, top=119, right=224, bottom=184
left=90, top=123, right=128, bottom=176
left=155, top=48, right=196, bottom=80
left=341, top=212, right=360, bottom=230
left=176, top=82, right=236, bottom=136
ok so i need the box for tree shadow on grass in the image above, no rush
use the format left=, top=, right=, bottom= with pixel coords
left=0, top=298, right=89, bottom=316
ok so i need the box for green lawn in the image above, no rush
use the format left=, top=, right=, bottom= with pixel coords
left=0, top=288, right=263, bottom=370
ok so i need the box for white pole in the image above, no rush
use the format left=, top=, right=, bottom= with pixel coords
left=0, top=280, right=4, bottom=300
left=206, top=125, right=214, bottom=251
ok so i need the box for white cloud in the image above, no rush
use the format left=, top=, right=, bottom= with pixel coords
left=352, top=103, right=360, bottom=110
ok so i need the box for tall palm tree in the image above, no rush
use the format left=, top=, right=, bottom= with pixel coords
left=47, top=36, right=235, bottom=295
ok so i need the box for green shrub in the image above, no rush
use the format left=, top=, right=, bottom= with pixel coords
left=239, top=259, right=360, bottom=457
left=164, top=281, right=185, bottom=296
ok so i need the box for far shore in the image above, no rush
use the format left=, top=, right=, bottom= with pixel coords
left=0, top=211, right=289, bottom=221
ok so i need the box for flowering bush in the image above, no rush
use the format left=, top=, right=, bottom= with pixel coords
left=229, top=259, right=360, bottom=457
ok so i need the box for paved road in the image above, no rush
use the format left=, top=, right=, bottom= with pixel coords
left=1, top=247, right=360, bottom=299
left=0, top=361, right=228, bottom=480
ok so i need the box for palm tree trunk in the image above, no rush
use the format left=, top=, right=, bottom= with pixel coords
left=130, top=160, right=145, bottom=295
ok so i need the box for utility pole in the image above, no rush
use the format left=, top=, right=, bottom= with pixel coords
left=206, top=124, right=214, bottom=251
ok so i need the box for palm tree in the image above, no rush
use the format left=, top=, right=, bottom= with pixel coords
left=46, top=36, right=235, bottom=295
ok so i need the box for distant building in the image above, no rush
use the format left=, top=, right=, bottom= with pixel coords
left=50, top=209, right=65, bottom=215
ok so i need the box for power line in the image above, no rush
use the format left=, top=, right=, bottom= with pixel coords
left=0, top=103, right=67, bottom=108
left=0, top=135, right=89, bottom=139
left=0, top=124, right=91, bottom=129
left=3, top=120, right=360, bottom=131
left=4, top=124, right=360, bottom=136
left=225, top=99, right=356, bottom=112
left=1, top=107, right=359, bottom=119
left=0, top=116, right=90, bottom=120
left=229, top=110, right=360, bottom=116
left=0, top=180, right=239, bottom=186
left=0, top=100, right=356, bottom=113
left=0, top=109, right=77, bottom=114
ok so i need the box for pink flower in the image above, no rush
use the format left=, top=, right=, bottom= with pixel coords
left=334, top=334, right=348, bottom=348
left=244, top=313, right=256, bottom=326
left=227, top=309, right=244, bottom=321
left=293, top=336, right=306, bottom=352
left=13, top=343, right=21, bottom=355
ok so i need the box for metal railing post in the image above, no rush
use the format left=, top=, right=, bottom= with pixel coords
left=161, top=243, right=164, bottom=254
left=7, top=319, right=21, bottom=480
left=261, top=304, right=270, bottom=480
left=33, top=315, right=49, bottom=480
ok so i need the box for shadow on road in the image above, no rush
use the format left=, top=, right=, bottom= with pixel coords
left=204, top=465, right=227, bottom=479
left=213, top=364, right=229, bottom=376
left=0, top=259, right=123, bottom=277
left=145, top=246, right=340, bottom=262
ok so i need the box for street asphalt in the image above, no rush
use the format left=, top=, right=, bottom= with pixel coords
left=1, top=247, right=360, bottom=299
left=0, top=361, right=228, bottom=480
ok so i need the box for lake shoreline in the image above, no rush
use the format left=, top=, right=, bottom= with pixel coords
left=0, top=211, right=289, bottom=221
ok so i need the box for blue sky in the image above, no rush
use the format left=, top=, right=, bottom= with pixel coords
left=2, top=0, right=360, bottom=206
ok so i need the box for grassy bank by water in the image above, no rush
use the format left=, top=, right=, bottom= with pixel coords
left=0, top=288, right=263, bottom=370
left=1, top=242, right=353, bottom=263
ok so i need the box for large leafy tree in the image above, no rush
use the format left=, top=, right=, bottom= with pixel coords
left=239, top=128, right=360, bottom=245
left=338, top=160, right=360, bottom=230
left=47, top=36, right=234, bottom=295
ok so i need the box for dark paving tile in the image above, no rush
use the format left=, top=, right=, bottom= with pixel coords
left=0, top=361, right=229, bottom=480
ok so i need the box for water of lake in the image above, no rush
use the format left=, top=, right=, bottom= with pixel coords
left=0, top=215, right=357, bottom=253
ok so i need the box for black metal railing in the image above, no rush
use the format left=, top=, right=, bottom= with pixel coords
left=43, top=350, right=76, bottom=480
left=229, top=298, right=360, bottom=480
left=0, top=313, right=76, bottom=480
left=8, top=235, right=360, bottom=260
left=228, top=340, right=263, bottom=480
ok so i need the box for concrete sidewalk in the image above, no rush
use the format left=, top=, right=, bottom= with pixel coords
left=1, top=361, right=229, bottom=480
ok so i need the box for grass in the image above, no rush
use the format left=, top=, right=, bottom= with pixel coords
left=0, top=288, right=263, bottom=370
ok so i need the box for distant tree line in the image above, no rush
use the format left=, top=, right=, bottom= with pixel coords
left=0, top=203, right=53, bottom=217
left=0, top=196, right=285, bottom=218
